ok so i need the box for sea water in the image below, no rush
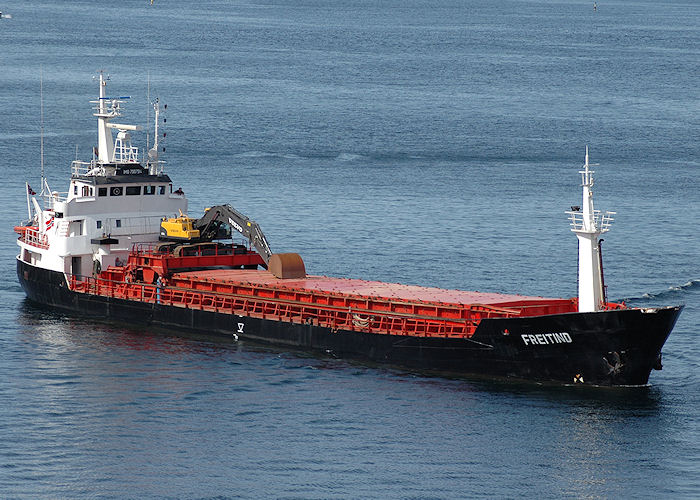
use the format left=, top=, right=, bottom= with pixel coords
left=0, top=0, right=698, bottom=497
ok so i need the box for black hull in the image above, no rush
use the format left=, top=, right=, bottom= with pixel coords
left=18, top=259, right=682, bottom=386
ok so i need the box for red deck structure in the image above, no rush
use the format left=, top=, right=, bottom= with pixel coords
left=70, top=245, right=622, bottom=339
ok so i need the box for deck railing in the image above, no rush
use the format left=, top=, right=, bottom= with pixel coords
left=69, top=274, right=512, bottom=338
left=68, top=271, right=589, bottom=340
left=18, top=227, right=49, bottom=249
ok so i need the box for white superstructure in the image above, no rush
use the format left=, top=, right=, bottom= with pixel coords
left=566, top=147, right=615, bottom=312
left=16, top=72, right=187, bottom=280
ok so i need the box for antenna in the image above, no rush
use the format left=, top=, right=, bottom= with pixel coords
left=40, top=67, right=45, bottom=196
left=146, top=71, right=150, bottom=155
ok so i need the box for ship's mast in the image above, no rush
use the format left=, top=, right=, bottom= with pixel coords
left=92, top=71, right=115, bottom=163
left=148, top=97, right=161, bottom=174
left=91, top=71, right=140, bottom=164
left=567, top=147, right=615, bottom=312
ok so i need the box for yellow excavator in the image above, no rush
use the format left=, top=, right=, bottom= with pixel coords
left=159, top=213, right=201, bottom=241
left=160, top=204, right=305, bottom=279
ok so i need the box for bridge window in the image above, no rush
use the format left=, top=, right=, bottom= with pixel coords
left=96, top=220, right=102, bottom=229
left=144, top=185, right=156, bottom=195
left=110, top=186, right=123, bottom=196
left=115, top=219, right=122, bottom=228
left=158, top=186, right=166, bottom=195
left=82, top=186, right=91, bottom=197
left=98, top=187, right=107, bottom=197
left=126, top=186, right=141, bottom=196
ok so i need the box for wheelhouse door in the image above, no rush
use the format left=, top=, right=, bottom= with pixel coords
left=71, top=256, right=82, bottom=278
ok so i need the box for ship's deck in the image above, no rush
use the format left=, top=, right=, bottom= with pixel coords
left=75, top=263, right=583, bottom=340
left=173, top=268, right=567, bottom=308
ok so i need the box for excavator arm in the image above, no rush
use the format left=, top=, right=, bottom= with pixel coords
left=194, top=204, right=273, bottom=264
left=160, top=204, right=305, bottom=279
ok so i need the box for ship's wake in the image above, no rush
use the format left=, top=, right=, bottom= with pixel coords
left=621, top=279, right=699, bottom=305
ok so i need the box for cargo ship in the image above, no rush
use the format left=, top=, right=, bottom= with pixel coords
left=16, top=73, right=682, bottom=386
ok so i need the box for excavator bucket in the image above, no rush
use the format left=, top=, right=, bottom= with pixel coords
left=269, top=253, right=306, bottom=279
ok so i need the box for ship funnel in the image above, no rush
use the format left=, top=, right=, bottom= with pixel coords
left=565, top=147, right=615, bottom=312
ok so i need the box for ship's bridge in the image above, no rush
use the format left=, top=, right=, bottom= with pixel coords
left=64, top=163, right=179, bottom=207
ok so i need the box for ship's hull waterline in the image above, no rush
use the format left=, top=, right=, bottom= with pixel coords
left=18, top=259, right=681, bottom=387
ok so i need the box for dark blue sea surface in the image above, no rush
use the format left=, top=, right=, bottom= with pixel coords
left=1, top=0, right=698, bottom=498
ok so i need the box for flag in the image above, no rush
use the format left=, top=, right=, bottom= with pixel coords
left=27, top=184, right=36, bottom=195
